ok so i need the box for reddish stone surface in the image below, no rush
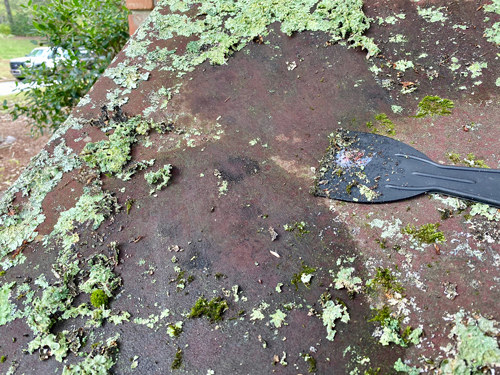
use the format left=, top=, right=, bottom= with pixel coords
left=2, top=0, right=500, bottom=374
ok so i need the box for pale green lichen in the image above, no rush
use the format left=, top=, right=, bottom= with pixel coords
left=449, top=57, right=461, bottom=72
left=144, top=165, right=172, bottom=194
left=388, top=34, right=408, bottom=43
left=394, top=60, right=413, bottom=71
left=470, top=203, right=500, bottom=221
left=378, top=13, right=405, bottom=25
left=331, top=267, right=362, bottom=297
left=125, top=39, right=152, bottom=58
left=0, top=141, right=80, bottom=262
left=0, top=281, right=16, bottom=325
left=250, top=302, right=269, bottom=321
left=391, top=105, right=403, bottom=114
left=417, top=6, right=448, bottom=23
left=322, top=299, right=349, bottom=341
left=81, top=116, right=152, bottom=175
left=167, top=321, right=184, bottom=337
left=45, top=191, right=118, bottom=258
left=61, top=334, right=119, bottom=375
left=377, top=318, right=422, bottom=347
left=106, top=88, right=130, bottom=108
left=103, top=61, right=150, bottom=89
left=439, top=310, right=500, bottom=374
left=467, top=61, right=487, bottom=78
left=80, top=254, right=121, bottom=297
left=117, top=159, right=155, bottom=181
left=147, top=0, right=379, bottom=76
left=394, top=358, right=420, bottom=375
left=270, top=309, right=287, bottom=328
left=484, top=1, right=500, bottom=45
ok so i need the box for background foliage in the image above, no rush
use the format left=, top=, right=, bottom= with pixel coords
left=5, top=0, right=130, bottom=135
left=0, top=0, right=46, bottom=36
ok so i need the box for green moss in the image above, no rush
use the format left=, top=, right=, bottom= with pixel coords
left=284, top=221, right=310, bottom=237
left=465, top=153, right=490, bottom=169
left=375, top=238, right=387, bottom=249
left=0, top=356, right=5, bottom=363
left=301, top=353, right=317, bottom=373
left=171, top=347, right=183, bottom=370
left=125, top=199, right=134, bottom=214
left=447, top=152, right=461, bottom=164
left=413, top=96, right=454, bottom=118
left=188, top=296, right=228, bottom=322
left=291, top=263, right=317, bottom=290
left=367, top=268, right=404, bottom=294
left=365, top=367, right=381, bottom=375
left=368, top=305, right=392, bottom=324
left=90, top=289, right=109, bottom=308
left=0, top=271, right=4, bottom=276
left=401, top=223, right=446, bottom=244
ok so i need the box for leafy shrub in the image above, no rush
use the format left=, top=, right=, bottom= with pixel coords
left=5, top=0, right=129, bottom=135
left=0, top=23, right=11, bottom=36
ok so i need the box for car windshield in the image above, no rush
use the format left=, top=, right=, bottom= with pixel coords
left=26, top=48, right=48, bottom=57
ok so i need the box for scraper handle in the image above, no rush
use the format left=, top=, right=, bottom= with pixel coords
left=385, top=154, right=500, bottom=208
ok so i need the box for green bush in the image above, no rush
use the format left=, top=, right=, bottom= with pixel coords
left=5, top=0, right=129, bottom=135
left=0, top=24, right=11, bottom=36
left=10, top=12, right=35, bottom=36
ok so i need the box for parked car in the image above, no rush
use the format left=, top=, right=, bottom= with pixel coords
left=10, top=47, right=67, bottom=80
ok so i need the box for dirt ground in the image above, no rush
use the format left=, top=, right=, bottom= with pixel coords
left=0, top=113, right=50, bottom=196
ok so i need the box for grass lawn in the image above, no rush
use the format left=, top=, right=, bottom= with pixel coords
left=0, top=36, right=41, bottom=81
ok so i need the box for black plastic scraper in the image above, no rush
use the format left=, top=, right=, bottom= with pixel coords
left=312, top=130, right=500, bottom=207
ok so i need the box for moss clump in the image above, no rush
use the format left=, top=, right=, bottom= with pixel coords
left=0, top=271, right=5, bottom=277
left=0, top=355, right=6, bottom=363
left=447, top=152, right=461, bottom=164
left=402, top=223, right=446, bottom=244
left=171, top=347, right=183, bottom=370
left=365, top=367, right=381, bottom=375
left=447, top=152, right=489, bottom=168
left=465, top=153, right=490, bottom=169
left=375, top=238, right=387, bottom=249
left=125, top=199, right=134, bottom=214
left=188, top=296, right=228, bottom=322
left=368, top=268, right=404, bottom=294
left=90, top=289, right=109, bottom=308
left=366, top=113, right=396, bottom=136
left=368, top=305, right=392, bottom=324
left=291, top=263, right=317, bottom=290
left=301, top=353, right=317, bottom=373
left=284, top=221, right=310, bottom=237
left=413, top=95, right=454, bottom=118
